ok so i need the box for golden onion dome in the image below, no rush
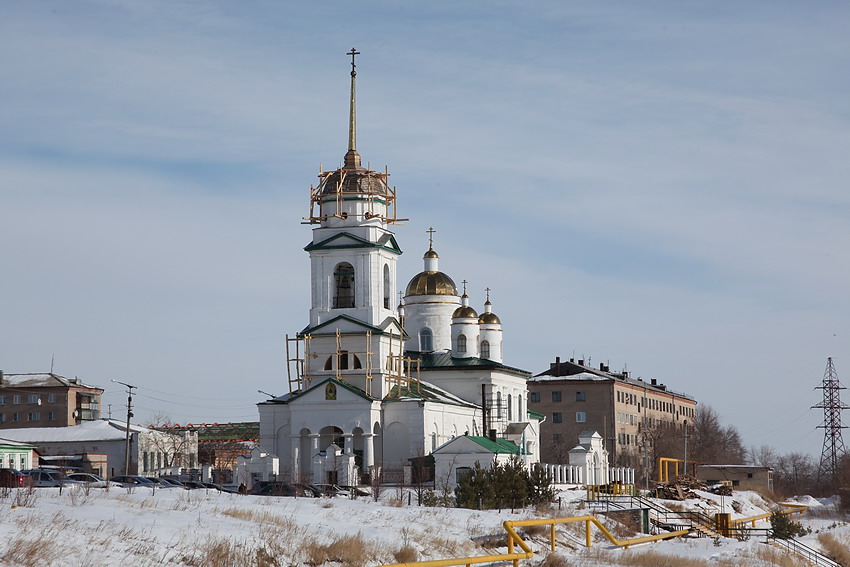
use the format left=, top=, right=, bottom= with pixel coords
left=452, top=305, right=479, bottom=319
left=424, top=249, right=439, bottom=259
left=405, top=271, right=458, bottom=296
left=479, top=312, right=501, bottom=325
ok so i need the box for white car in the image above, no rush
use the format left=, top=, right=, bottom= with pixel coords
left=65, top=473, right=118, bottom=488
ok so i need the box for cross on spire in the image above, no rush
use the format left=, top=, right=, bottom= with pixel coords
left=462, top=279, right=468, bottom=295
left=347, top=48, right=360, bottom=77
left=426, top=227, right=436, bottom=249
left=485, top=287, right=492, bottom=301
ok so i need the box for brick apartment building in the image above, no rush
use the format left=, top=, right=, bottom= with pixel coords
left=0, top=372, right=103, bottom=429
left=528, top=357, right=697, bottom=467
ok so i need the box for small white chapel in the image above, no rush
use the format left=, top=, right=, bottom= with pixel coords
left=256, top=51, right=614, bottom=489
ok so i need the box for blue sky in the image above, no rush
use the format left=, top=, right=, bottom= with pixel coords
left=2, top=1, right=849, bottom=457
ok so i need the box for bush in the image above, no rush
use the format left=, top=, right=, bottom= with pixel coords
left=455, top=457, right=554, bottom=510
left=770, top=511, right=809, bottom=539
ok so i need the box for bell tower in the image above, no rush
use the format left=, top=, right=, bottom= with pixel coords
left=295, top=49, right=408, bottom=399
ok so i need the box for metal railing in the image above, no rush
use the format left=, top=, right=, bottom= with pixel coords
left=768, top=536, right=841, bottom=567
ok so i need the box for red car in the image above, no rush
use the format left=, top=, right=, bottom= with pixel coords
left=0, top=468, right=27, bottom=488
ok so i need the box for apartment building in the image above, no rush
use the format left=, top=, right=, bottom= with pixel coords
left=0, top=371, right=103, bottom=429
left=528, top=357, right=697, bottom=465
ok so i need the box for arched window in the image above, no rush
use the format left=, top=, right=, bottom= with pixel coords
left=518, top=395, right=523, bottom=420
left=383, top=264, right=390, bottom=309
left=420, top=328, right=433, bottom=352
left=508, top=394, right=513, bottom=421
left=496, top=391, right=502, bottom=419
left=457, top=334, right=467, bottom=354
left=333, top=262, right=355, bottom=308
left=480, top=340, right=490, bottom=359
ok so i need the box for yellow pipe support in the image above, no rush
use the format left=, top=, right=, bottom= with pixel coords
left=380, top=513, right=693, bottom=567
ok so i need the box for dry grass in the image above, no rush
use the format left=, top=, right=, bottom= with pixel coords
left=304, top=533, right=373, bottom=567
left=540, top=552, right=571, bottom=567
left=1, top=535, right=62, bottom=567
left=750, top=546, right=811, bottom=567
left=522, top=523, right=550, bottom=538
left=818, top=533, right=850, bottom=567
left=393, top=544, right=419, bottom=563
left=12, top=485, right=38, bottom=508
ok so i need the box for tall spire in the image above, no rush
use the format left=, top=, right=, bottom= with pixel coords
left=344, top=48, right=362, bottom=169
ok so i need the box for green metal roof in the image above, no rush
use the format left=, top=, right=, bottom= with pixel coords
left=405, top=351, right=531, bottom=377
left=465, top=436, right=521, bottom=454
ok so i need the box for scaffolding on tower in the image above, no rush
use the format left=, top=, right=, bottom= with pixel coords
left=285, top=334, right=312, bottom=394
left=303, top=165, right=408, bottom=225
left=385, top=330, right=421, bottom=398
left=812, top=357, right=849, bottom=488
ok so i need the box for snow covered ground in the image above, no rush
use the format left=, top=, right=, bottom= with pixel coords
left=0, top=485, right=847, bottom=567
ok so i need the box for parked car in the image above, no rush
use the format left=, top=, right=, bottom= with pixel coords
left=339, top=484, right=371, bottom=497
left=65, top=473, right=117, bottom=489
left=109, top=475, right=159, bottom=488
left=294, top=483, right=323, bottom=497
left=22, top=469, right=66, bottom=487
left=0, top=468, right=27, bottom=488
left=312, top=483, right=350, bottom=497
left=250, top=482, right=297, bottom=497
left=143, top=477, right=179, bottom=489
left=157, top=477, right=187, bottom=489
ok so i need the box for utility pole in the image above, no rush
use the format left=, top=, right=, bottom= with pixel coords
left=112, top=380, right=137, bottom=475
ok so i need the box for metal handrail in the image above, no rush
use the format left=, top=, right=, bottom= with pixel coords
left=768, top=536, right=841, bottom=567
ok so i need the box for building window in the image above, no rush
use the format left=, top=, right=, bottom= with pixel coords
left=529, top=392, right=540, bottom=403
left=48, top=394, right=56, bottom=403
left=576, top=412, right=587, bottom=423
left=420, top=328, right=433, bottom=352
left=552, top=412, right=563, bottom=423
left=28, top=394, right=40, bottom=404
left=576, top=391, right=585, bottom=402
left=552, top=391, right=562, bottom=402
left=0, top=413, right=5, bottom=423
left=507, top=394, right=513, bottom=421
left=456, top=467, right=471, bottom=484
left=552, top=433, right=562, bottom=443
left=0, top=396, right=6, bottom=405
left=28, top=412, right=40, bottom=422
left=12, top=395, right=20, bottom=405
left=48, top=411, right=56, bottom=421
left=383, top=264, right=391, bottom=309
left=457, top=334, right=467, bottom=354
left=480, top=340, right=490, bottom=359
left=12, top=413, right=19, bottom=422
left=333, top=262, right=355, bottom=308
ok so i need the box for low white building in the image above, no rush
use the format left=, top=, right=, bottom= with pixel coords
left=0, top=419, right=197, bottom=478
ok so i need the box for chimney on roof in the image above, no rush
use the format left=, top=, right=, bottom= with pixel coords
left=651, top=378, right=657, bottom=386
left=0, top=370, right=4, bottom=386
left=578, top=359, right=584, bottom=366
left=555, top=356, right=562, bottom=376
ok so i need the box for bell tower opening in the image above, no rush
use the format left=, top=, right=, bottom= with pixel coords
left=333, top=263, right=355, bottom=308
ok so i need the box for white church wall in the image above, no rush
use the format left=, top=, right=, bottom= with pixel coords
left=402, top=296, right=458, bottom=352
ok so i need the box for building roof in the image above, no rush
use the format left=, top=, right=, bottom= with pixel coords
left=0, top=372, right=102, bottom=391
left=406, top=351, right=531, bottom=378
left=0, top=419, right=149, bottom=444
left=0, top=438, right=36, bottom=449
left=465, top=436, right=522, bottom=454
left=531, top=358, right=695, bottom=402
left=385, top=380, right=478, bottom=408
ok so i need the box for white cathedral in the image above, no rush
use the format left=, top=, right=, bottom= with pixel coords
left=256, top=52, right=542, bottom=487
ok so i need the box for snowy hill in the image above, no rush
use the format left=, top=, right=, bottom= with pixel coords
left=0, top=486, right=847, bottom=567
